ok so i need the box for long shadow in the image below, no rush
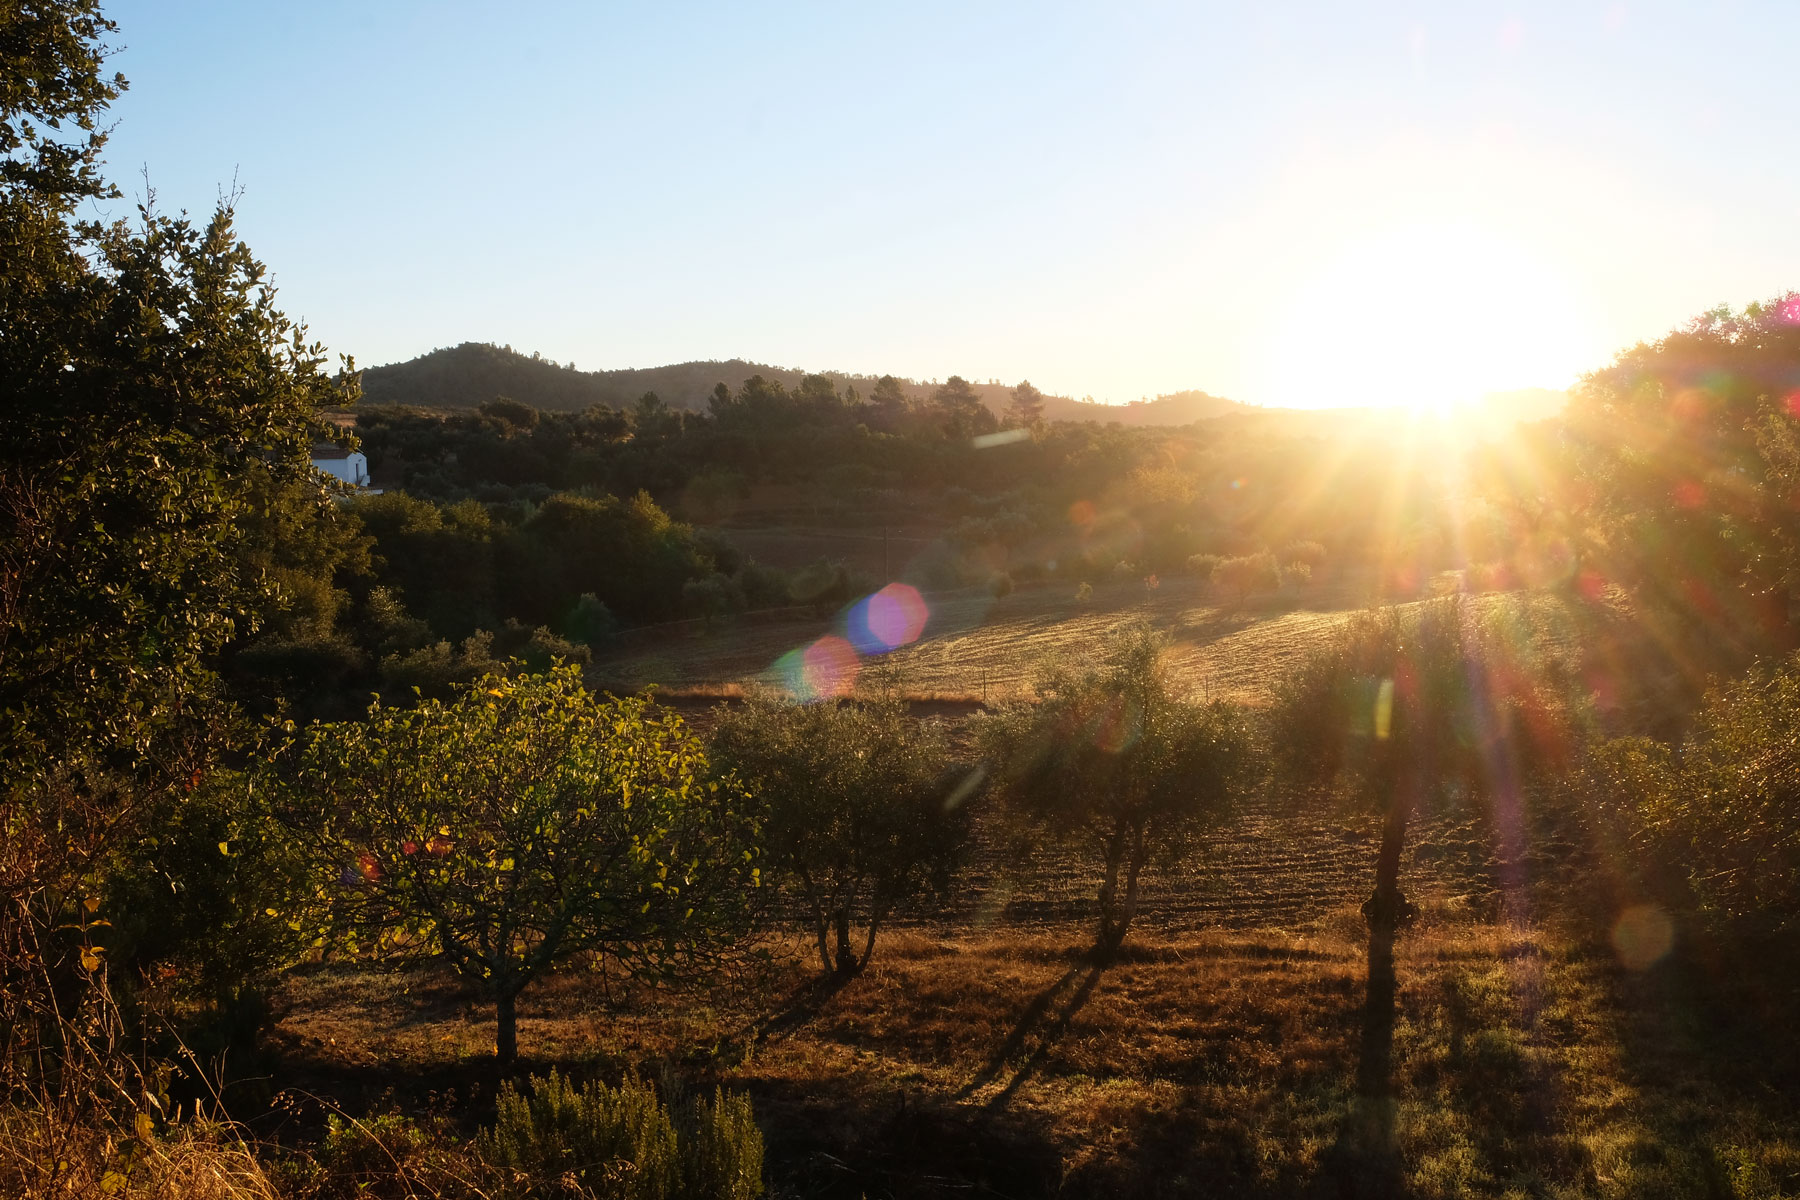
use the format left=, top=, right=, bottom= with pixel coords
left=958, top=952, right=1108, bottom=1107
left=750, top=970, right=855, bottom=1046
left=1315, top=922, right=1405, bottom=1199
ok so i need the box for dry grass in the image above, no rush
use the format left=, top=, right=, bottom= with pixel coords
left=591, top=575, right=1571, bottom=709
left=273, top=902, right=1800, bottom=1199
left=0, top=1110, right=279, bottom=1200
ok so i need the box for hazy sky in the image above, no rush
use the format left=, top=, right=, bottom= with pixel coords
left=103, top=1, right=1800, bottom=409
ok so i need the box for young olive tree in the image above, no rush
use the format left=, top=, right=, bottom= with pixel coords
left=983, top=625, right=1256, bottom=957
left=709, top=694, right=973, bottom=978
left=281, top=666, right=759, bottom=1067
left=1268, top=598, right=1574, bottom=932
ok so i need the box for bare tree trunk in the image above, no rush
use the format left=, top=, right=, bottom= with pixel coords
left=833, top=906, right=858, bottom=977
left=1095, top=820, right=1128, bottom=957
left=856, top=902, right=887, bottom=973
left=1363, top=786, right=1417, bottom=932
left=814, top=911, right=835, bottom=975
left=1118, top=839, right=1146, bottom=941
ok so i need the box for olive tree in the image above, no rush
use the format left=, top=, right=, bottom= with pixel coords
left=710, top=694, right=972, bottom=978
left=282, top=666, right=759, bottom=1067
left=1267, top=598, right=1577, bottom=932
left=983, top=624, right=1256, bottom=957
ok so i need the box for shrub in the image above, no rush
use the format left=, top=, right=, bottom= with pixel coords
left=1075, top=581, right=1094, bottom=605
left=710, top=695, right=971, bottom=976
left=680, top=1089, right=764, bottom=1200
left=734, top=561, right=791, bottom=611
left=477, top=1071, right=763, bottom=1200
left=316, top=1112, right=432, bottom=1196
left=481, top=1071, right=677, bottom=1200
left=566, top=592, right=619, bottom=646
left=983, top=624, right=1256, bottom=956
left=683, top=572, right=745, bottom=626
left=1280, top=540, right=1327, bottom=568
left=1627, top=656, right=1800, bottom=938
left=989, top=571, right=1015, bottom=598
left=1210, top=552, right=1281, bottom=602
left=788, top=558, right=875, bottom=613
left=1185, top=553, right=1222, bottom=578
left=1282, top=561, right=1313, bottom=587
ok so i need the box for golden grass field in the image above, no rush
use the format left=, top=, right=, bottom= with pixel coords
left=591, top=575, right=1381, bottom=704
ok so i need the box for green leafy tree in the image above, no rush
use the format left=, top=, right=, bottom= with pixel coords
left=867, top=375, right=909, bottom=432
left=983, top=625, right=1255, bottom=956
left=1567, top=294, right=1800, bottom=670
left=931, top=375, right=997, bottom=441
left=104, top=764, right=313, bottom=1044
left=710, top=694, right=972, bottom=977
left=1005, top=380, right=1046, bottom=430
left=0, top=0, right=353, bottom=1082
left=281, top=666, right=760, bottom=1067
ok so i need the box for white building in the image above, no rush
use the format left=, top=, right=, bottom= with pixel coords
left=310, top=443, right=373, bottom=489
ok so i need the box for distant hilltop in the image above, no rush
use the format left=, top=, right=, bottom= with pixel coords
left=356, top=342, right=1247, bottom=426
left=355, top=342, right=1562, bottom=429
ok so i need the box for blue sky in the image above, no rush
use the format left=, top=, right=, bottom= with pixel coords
left=102, top=1, right=1800, bottom=408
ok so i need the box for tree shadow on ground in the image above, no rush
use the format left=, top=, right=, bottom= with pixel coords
left=1313, top=921, right=1406, bottom=1199
left=750, top=969, right=855, bottom=1046
left=755, top=1078, right=1063, bottom=1200
left=1594, top=928, right=1800, bottom=1196
left=957, top=951, right=1108, bottom=1108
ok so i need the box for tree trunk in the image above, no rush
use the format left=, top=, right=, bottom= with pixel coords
left=495, top=989, right=519, bottom=1070
left=1095, top=821, right=1128, bottom=956
left=1098, top=831, right=1148, bottom=961
left=814, top=912, right=835, bottom=975
left=833, top=906, right=859, bottom=977
left=1363, top=787, right=1418, bottom=932
left=858, top=912, right=882, bottom=973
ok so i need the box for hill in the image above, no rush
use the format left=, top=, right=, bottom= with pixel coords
left=357, top=342, right=1249, bottom=424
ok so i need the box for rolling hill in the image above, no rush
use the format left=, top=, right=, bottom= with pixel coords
left=355, top=342, right=1248, bottom=425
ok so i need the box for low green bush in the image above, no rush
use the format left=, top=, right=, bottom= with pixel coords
left=680, top=1089, right=764, bottom=1200
left=477, top=1070, right=763, bottom=1200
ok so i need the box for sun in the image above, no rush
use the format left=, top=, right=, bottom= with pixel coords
left=1253, top=222, right=1594, bottom=413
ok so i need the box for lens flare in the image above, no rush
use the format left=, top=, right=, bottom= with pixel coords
left=847, top=583, right=930, bottom=653
left=1089, top=696, right=1141, bottom=754
left=1611, top=904, right=1674, bottom=970
left=776, top=636, right=860, bottom=701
